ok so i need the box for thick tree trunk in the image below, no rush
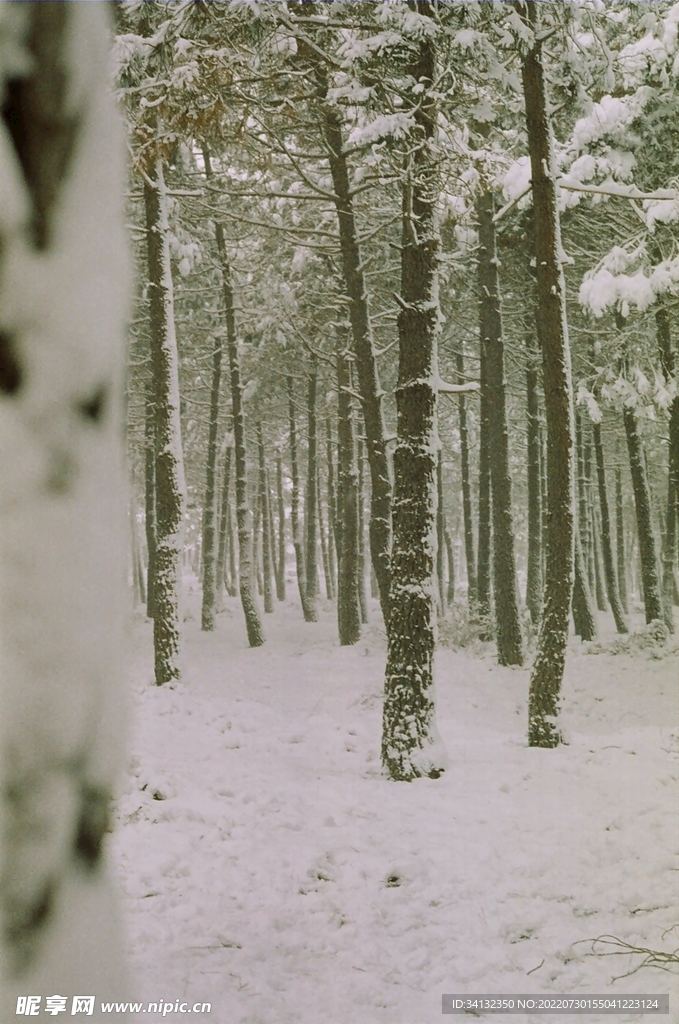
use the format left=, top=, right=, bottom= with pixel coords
left=336, top=342, right=361, bottom=644
left=257, top=424, right=274, bottom=614
left=382, top=10, right=445, bottom=781
left=145, top=162, right=186, bottom=685
left=205, top=150, right=263, bottom=647
left=525, top=337, right=543, bottom=624
left=200, top=329, right=223, bottom=631
left=304, top=359, right=319, bottom=620
left=615, top=460, right=628, bottom=614
left=288, top=375, right=314, bottom=621
left=519, top=1, right=575, bottom=747
left=275, top=449, right=286, bottom=601
left=456, top=350, right=477, bottom=606
left=624, top=403, right=664, bottom=624
left=0, top=2, right=129, bottom=1004
left=592, top=416, right=627, bottom=632
left=144, top=380, right=157, bottom=618
left=477, top=191, right=523, bottom=665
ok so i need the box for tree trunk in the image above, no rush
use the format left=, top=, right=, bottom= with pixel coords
left=0, top=2, right=129, bottom=1003
left=257, top=423, right=274, bottom=614
left=318, top=475, right=334, bottom=601
left=130, top=497, right=146, bottom=608
left=288, top=375, right=314, bottom=621
left=275, top=449, right=286, bottom=601
left=456, top=350, right=477, bottom=607
left=304, top=358, right=319, bottom=620
left=144, top=379, right=157, bottom=618
left=656, top=304, right=679, bottom=630
left=325, top=418, right=337, bottom=590
left=572, top=531, right=597, bottom=641
left=145, top=162, right=186, bottom=684
left=382, top=10, right=445, bottom=781
left=317, top=82, right=392, bottom=625
left=266, top=466, right=280, bottom=602
left=444, top=525, right=456, bottom=606
left=436, top=450, right=446, bottom=615
left=592, top=416, right=627, bottom=632
left=518, top=1, right=575, bottom=747
left=357, top=439, right=369, bottom=624
left=336, top=343, right=361, bottom=645
left=216, top=444, right=232, bottom=597
left=477, top=191, right=523, bottom=665
left=477, top=325, right=492, bottom=631
left=615, top=459, right=628, bottom=614
left=623, top=402, right=664, bottom=624
left=205, top=156, right=263, bottom=648
left=525, top=337, right=543, bottom=624
left=200, top=327, right=223, bottom=631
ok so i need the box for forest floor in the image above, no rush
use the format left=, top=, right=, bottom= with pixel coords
left=112, top=580, right=679, bottom=1024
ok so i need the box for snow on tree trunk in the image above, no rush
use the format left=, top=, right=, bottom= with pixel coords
left=144, top=381, right=157, bottom=618
left=0, top=2, right=129, bottom=1007
left=456, top=350, right=476, bottom=608
left=444, top=525, right=456, bottom=606
left=477, top=330, right=492, bottom=634
left=357, top=441, right=369, bottom=625
left=144, top=162, right=186, bottom=685
left=477, top=191, right=523, bottom=666
left=655, top=304, right=678, bottom=630
left=325, top=419, right=337, bottom=598
left=518, top=1, right=575, bottom=748
left=216, top=442, right=232, bottom=597
left=572, top=530, right=597, bottom=642
left=436, top=450, right=446, bottom=615
left=382, top=8, right=446, bottom=781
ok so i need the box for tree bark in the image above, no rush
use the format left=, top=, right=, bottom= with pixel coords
left=200, top=327, right=223, bottom=631
left=525, top=336, right=542, bottom=624
left=444, top=525, right=456, bottom=607
left=382, top=8, right=445, bottom=780
left=145, top=162, right=186, bottom=684
left=336, top=341, right=361, bottom=644
left=0, top=2, right=129, bottom=1002
left=572, top=531, right=597, bottom=641
left=518, top=1, right=575, bottom=747
left=325, top=417, right=337, bottom=590
left=456, top=350, right=476, bottom=607
left=205, top=151, right=263, bottom=648
left=477, top=191, right=523, bottom=665
left=318, top=473, right=334, bottom=601
left=257, top=423, right=274, bottom=614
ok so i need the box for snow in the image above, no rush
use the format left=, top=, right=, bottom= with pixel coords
left=113, top=590, right=679, bottom=1024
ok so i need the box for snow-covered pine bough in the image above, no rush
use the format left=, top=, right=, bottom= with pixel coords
left=0, top=3, right=130, bottom=1014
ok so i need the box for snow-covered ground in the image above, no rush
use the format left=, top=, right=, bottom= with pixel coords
left=112, top=587, right=679, bottom=1024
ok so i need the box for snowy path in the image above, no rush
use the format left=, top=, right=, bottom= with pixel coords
left=113, top=596, right=678, bottom=1024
